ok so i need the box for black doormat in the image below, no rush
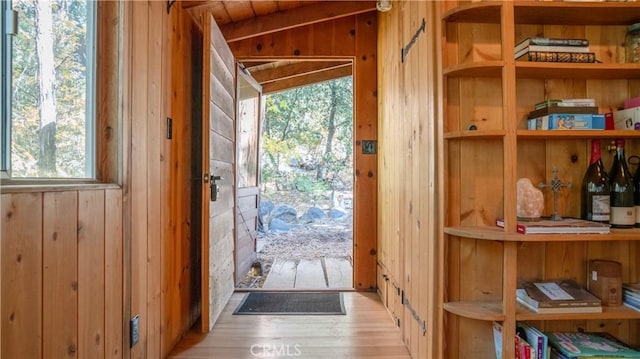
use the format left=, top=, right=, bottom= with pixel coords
left=233, top=292, right=346, bottom=315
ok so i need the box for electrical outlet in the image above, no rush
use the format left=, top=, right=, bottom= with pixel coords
left=130, top=315, right=139, bottom=348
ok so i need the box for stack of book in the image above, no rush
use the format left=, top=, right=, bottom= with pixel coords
left=547, top=331, right=640, bottom=359
left=516, top=279, right=602, bottom=313
left=493, top=321, right=539, bottom=359
left=527, top=99, right=605, bottom=131
left=515, top=37, right=596, bottom=63
left=623, top=283, right=640, bottom=311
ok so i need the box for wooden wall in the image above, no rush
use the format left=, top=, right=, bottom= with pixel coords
left=229, top=12, right=379, bottom=290
left=377, top=1, right=441, bottom=358
left=1, top=188, right=123, bottom=358
left=128, top=1, right=202, bottom=357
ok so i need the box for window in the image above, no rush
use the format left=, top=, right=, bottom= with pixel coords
left=1, top=0, right=96, bottom=179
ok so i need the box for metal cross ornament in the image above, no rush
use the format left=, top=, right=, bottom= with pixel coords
left=538, top=166, right=572, bottom=221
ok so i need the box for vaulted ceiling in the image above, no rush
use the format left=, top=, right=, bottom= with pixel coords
left=182, top=1, right=377, bottom=93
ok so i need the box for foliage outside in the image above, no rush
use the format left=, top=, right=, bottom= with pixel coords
left=8, top=0, right=91, bottom=177
left=261, top=76, right=353, bottom=208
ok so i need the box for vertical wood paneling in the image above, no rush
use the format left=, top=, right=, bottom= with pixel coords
left=1, top=193, right=43, bottom=358
left=43, top=192, right=79, bottom=358
left=146, top=2, right=164, bottom=358
left=2, top=189, right=122, bottom=358
left=130, top=2, right=150, bottom=357
left=162, top=4, right=202, bottom=355
left=354, top=11, right=378, bottom=290
left=378, top=0, right=439, bottom=357
left=161, top=3, right=175, bottom=356
left=104, top=189, right=123, bottom=358
left=78, top=190, right=106, bottom=358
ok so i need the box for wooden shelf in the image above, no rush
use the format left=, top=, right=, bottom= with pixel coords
left=444, top=62, right=640, bottom=80
left=514, top=2, right=640, bottom=26
left=517, top=304, right=640, bottom=321
left=441, top=2, right=502, bottom=24
left=445, top=300, right=640, bottom=322
left=517, top=130, right=640, bottom=139
left=442, top=2, right=639, bottom=26
left=444, top=226, right=640, bottom=242
left=444, top=130, right=505, bottom=140
left=516, top=62, right=640, bottom=80
left=443, top=301, right=505, bottom=321
left=443, top=61, right=503, bottom=78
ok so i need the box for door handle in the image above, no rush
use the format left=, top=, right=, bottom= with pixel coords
left=210, top=175, right=223, bottom=202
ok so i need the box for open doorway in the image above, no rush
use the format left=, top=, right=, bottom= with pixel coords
left=238, top=75, right=355, bottom=290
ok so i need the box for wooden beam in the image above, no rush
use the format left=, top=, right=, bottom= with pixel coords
left=221, top=1, right=376, bottom=42
left=250, top=61, right=351, bottom=84
left=262, top=64, right=352, bottom=94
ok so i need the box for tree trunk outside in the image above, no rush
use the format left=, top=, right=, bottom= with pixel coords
left=317, top=82, right=338, bottom=180
left=35, top=0, right=57, bottom=176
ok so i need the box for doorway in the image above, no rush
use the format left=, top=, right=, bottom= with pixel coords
left=238, top=75, right=355, bottom=290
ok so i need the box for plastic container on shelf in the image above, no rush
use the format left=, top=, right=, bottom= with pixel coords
left=625, top=23, right=640, bottom=63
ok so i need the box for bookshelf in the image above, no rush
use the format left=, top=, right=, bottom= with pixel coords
left=439, top=1, right=640, bottom=358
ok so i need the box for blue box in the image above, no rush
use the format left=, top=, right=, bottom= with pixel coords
left=532, top=114, right=605, bottom=130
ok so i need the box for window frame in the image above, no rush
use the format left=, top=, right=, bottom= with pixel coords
left=1, top=0, right=98, bottom=182
left=1, top=0, right=13, bottom=178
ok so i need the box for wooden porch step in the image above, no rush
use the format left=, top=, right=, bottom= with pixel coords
left=262, top=257, right=353, bottom=289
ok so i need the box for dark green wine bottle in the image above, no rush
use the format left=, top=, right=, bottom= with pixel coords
left=581, top=139, right=610, bottom=223
left=609, top=139, right=634, bottom=228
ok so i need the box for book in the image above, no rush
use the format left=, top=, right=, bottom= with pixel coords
left=518, top=322, right=550, bottom=359
left=528, top=114, right=605, bottom=131
left=516, top=51, right=596, bottom=63
left=494, top=321, right=537, bottom=359
left=518, top=335, right=537, bottom=359
left=516, top=279, right=602, bottom=314
left=493, top=321, right=504, bottom=359
left=623, top=283, right=640, bottom=294
left=515, top=37, right=589, bottom=53
left=528, top=106, right=599, bottom=120
left=515, top=45, right=590, bottom=59
left=547, top=332, right=640, bottom=358
left=496, top=218, right=610, bottom=235
left=623, top=295, right=640, bottom=311
left=535, top=99, right=596, bottom=110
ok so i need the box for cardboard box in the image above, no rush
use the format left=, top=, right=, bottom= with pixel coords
left=613, top=107, right=640, bottom=130
left=529, top=113, right=605, bottom=130
left=588, top=260, right=622, bottom=306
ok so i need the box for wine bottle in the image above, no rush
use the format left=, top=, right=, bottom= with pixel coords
left=609, top=139, right=635, bottom=228
left=581, top=139, right=610, bottom=222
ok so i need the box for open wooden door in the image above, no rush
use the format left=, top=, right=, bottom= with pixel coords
left=235, top=67, right=262, bottom=283
left=200, top=14, right=236, bottom=332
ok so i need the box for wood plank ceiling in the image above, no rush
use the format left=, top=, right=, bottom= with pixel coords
left=183, top=1, right=376, bottom=93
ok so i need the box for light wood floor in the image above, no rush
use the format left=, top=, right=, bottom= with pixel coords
left=169, top=291, right=410, bottom=359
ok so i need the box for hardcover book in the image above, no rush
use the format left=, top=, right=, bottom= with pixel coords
left=515, top=45, right=590, bottom=59
left=515, top=37, right=589, bottom=53
left=516, top=279, right=602, bottom=314
left=496, top=218, right=610, bottom=235
left=535, top=99, right=596, bottom=110
left=516, top=51, right=596, bottom=63
left=547, top=332, right=640, bottom=358
left=527, top=105, right=599, bottom=120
